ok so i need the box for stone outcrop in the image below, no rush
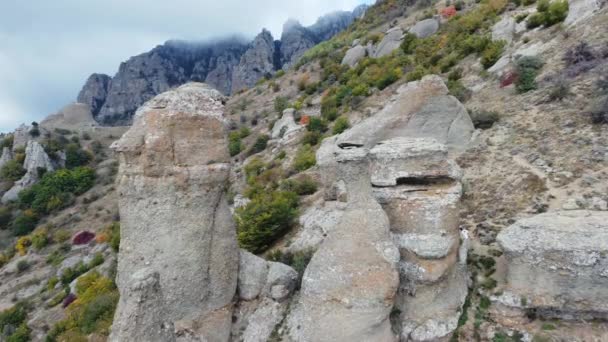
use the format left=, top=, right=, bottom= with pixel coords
left=12, top=124, right=31, bottom=151
left=496, top=210, right=608, bottom=320
left=287, top=146, right=400, bottom=342
left=0, top=147, right=12, bottom=170
left=373, top=27, right=404, bottom=58
left=110, top=83, right=238, bottom=341
left=77, top=73, right=111, bottom=116
left=370, top=138, right=468, bottom=341
left=565, top=0, right=601, bottom=26
left=409, top=18, right=439, bottom=39
left=231, top=30, right=278, bottom=93
left=341, top=44, right=367, bottom=67
left=491, top=16, right=516, bottom=43
left=317, top=75, right=474, bottom=187
left=270, top=108, right=304, bottom=142
left=2, top=141, right=55, bottom=203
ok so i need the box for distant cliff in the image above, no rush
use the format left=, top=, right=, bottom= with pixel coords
left=77, top=5, right=367, bottom=126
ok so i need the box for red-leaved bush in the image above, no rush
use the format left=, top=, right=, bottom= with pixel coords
left=441, top=6, right=457, bottom=18
left=63, top=293, right=77, bottom=308
left=72, top=231, right=96, bottom=245
left=500, top=71, right=519, bottom=88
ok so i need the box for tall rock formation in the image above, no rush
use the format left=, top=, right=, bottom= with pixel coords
left=287, top=147, right=400, bottom=342
left=77, top=5, right=367, bottom=125
left=110, top=83, right=238, bottom=341
left=231, top=30, right=278, bottom=93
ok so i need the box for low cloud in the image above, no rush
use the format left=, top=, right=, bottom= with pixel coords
left=0, top=0, right=371, bottom=132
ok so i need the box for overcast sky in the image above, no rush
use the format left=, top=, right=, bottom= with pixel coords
left=0, top=0, right=371, bottom=133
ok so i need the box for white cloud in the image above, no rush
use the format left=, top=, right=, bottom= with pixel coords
left=0, top=0, right=372, bottom=132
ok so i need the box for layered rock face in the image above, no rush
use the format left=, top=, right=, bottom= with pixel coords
left=304, top=75, right=472, bottom=341
left=496, top=210, right=608, bottom=321
left=288, top=147, right=400, bottom=342
left=78, top=6, right=367, bottom=126
left=110, top=83, right=238, bottom=341
left=318, top=75, right=474, bottom=191
left=371, top=138, right=467, bottom=341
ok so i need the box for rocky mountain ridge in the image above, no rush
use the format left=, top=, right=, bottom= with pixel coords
left=77, top=5, right=367, bottom=126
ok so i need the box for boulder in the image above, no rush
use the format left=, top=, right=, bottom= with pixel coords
left=409, top=18, right=439, bottom=39
left=270, top=108, right=304, bottom=141
left=491, top=16, right=516, bottom=43
left=238, top=250, right=269, bottom=301
left=565, top=0, right=601, bottom=26
left=237, top=249, right=298, bottom=302
left=373, top=27, right=404, bottom=58
left=496, top=210, right=608, bottom=320
left=288, top=147, right=400, bottom=342
left=110, top=83, right=238, bottom=341
left=341, top=45, right=367, bottom=67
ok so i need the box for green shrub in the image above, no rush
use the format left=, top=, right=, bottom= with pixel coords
left=7, top=323, right=30, bottom=342
left=481, top=40, right=505, bottom=69
left=18, top=167, right=95, bottom=216
left=447, top=80, right=472, bottom=102
left=401, top=33, right=419, bottom=54
left=47, top=273, right=118, bottom=341
left=274, top=97, right=289, bottom=114
left=268, top=248, right=314, bottom=283
left=17, top=260, right=30, bottom=273
left=31, top=228, right=49, bottom=250
left=293, top=145, right=316, bottom=172
left=1, top=135, right=13, bottom=149
left=516, top=56, right=544, bottom=93
left=1, top=160, right=26, bottom=182
left=109, top=223, right=120, bottom=253
left=0, top=206, right=12, bottom=230
left=307, top=117, right=328, bottom=133
left=228, top=132, right=243, bottom=156
left=248, top=135, right=270, bottom=155
left=280, top=177, right=318, bottom=196
left=332, top=116, right=350, bottom=135
left=12, top=211, right=39, bottom=236
left=406, top=66, right=428, bottom=81
left=527, top=0, right=568, bottom=28
left=470, top=110, right=500, bottom=129
left=0, top=302, right=28, bottom=333
left=236, top=191, right=299, bottom=253
left=301, top=132, right=323, bottom=146
left=65, top=144, right=92, bottom=169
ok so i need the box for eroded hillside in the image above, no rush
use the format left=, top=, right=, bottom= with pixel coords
left=1, top=0, right=608, bottom=341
